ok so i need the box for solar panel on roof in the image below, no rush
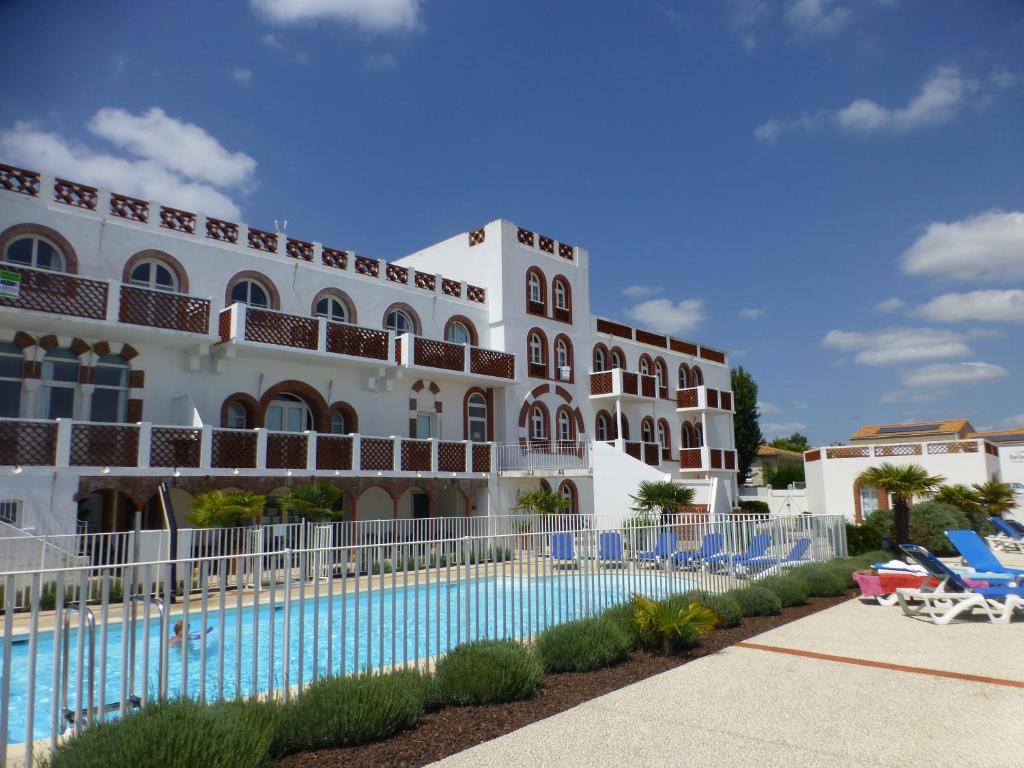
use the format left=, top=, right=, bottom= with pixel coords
left=876, top=424, right=943, bottom=434
left=976, top=433, right=1023, bottom=442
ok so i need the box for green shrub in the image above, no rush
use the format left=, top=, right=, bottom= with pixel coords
left=739, top=500, right=770, bottom=515
left=727, top=586, right=782, bottom=617
left=435, top=640, right=543, bottom=705
left=598, top=601, right=641, bottom=648
left=757, top=574, right=809, bottom=607
left=790, top=564, right=848, bottom=597
left=45, top=698, right=276, bottom=768
left=535, top=616, right=632, bottom=672
left=670, top=590, right=743, bottom=629
left=819, top=558, right=859, bottom=589
left=272, top=669, right=432, bottom=756
left=908, top=501, right=970, bottom=555
left=632, top=594, right=718, bottom=655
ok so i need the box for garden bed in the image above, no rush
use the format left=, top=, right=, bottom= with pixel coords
left=274, top=592, right=854, bottom=768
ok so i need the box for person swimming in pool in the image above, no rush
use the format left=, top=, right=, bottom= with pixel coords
left=169, top=620, right=188, bottom=645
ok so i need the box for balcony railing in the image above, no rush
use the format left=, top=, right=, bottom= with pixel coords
left=589, top=368, right=659, bottom=399
left=676, top=386, right=733, bottom=412
left=397, top=334, right=516, bottom=380
left=0, top=262, right=213, bottom=334
left=623, top=440, right=662, bottom=466
left=0, top=417, right=494, bottom=474
left=679, top=446, right=737, bottom=471
left=805, top=439, right=996, bottom=463
left=495, top=441, right=592, bottom=472
left=218, top=303, right=390, bottom=362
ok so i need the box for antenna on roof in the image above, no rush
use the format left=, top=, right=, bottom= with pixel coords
left=274, top=219, right=288, bottom=233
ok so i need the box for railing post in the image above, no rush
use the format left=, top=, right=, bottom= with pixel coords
left=463, top=344, right=471, bottom=374
left=105, top=280, right=120, bottom=323
left=351, top=433, right=361, bottom=471
left=392, top=436, right=401, bottom=471
left=306, top=430, right=317, bottom=471
left=230, top=302, right=245, bottom=340
left=489, top=442, right=496, bottom=474
left=137, top=422, right=152, bottom=468
left=55, top=418, right=72, bottom=467
left=199, top=425, right=213, bottom=468
left=431, top=439, right=439, bottom=472
left=195, top=212, right=209, bottom=239
left=255, top=428, right=268, bottom=469
left=465, top=440, right=473, bottom=472
left=317, top=317, right=327, bottom=352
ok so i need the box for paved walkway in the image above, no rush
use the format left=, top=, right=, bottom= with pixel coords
left=430, top=596, right=1024, bottom=768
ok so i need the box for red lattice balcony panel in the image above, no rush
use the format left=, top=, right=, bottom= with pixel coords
left=621, top=372, right=639, bottom=395
left=710, top=449, right=723, bottom=470
left=286, top=238, right=314, bottom=261
left=553, top=306, right=571, bottom=322
left=70, top=423, right=139, bottom=467
left=218, top=308, right=232, bottom=342
left=590, top=371, right=613, bottom=395
left=211, top=429, right=257, bottom=468
left=558, top=242, right=574, bottom=260
left=414, top=272, right=436, bottom=291
left=441, top=279, right=461, bottom=297
left=360, top=437, right=394, bottom=471
left=470, top=348, right=515, bottom=379
left=0, top=420, right=58, bottom=465
left=401, top=440, right=432, bottom=471
left=54, top=178, right=98, bottom=210
left=438, top=441, right=466, bottom=472
left=676, top=388, right=699, bottom=408
left=927, top=441, right=978, bottom=455
left=414, top=337, right=465, bottom=372
left=1, top=265, right=108, bottom=320
left=640, top=375, right=656, bottom=398
left=538, top=235, right=555, bottom=253
left=248, top=228, right=278, bottom=253
left=0, top=163, right=40, bottom=196
left=119, top=285, right=210, bottom=334
left=206, top=218, right=239, bottom=243
left=326, top=322, right=389, bottom=360
left=720, top=391, right=733, bottom=411
left=386, top=264, right=409, bottom=284
left=528, top=361, right=547, bottom=378
left=467, top=285, right=485, bottom=303
left=724, top=450, right=736, bottom=470
left=679, top=448, right=703, bottom=469
left=517, top=228, right=535, bottom=246
left=266, top=432, right=308, bottom=469
left=471, top=443, right=491, bottom=473
left=245, top=308, right=317, bottom=350
left=316, top=435, right=353, bottom=470
left=159, top=206, right=197, bottom=234
left=149, top=427, right=202, bottom=467
left=625, top=442, right=641, bottom=461
left=110, top=193, right=149, bottom=222
left=699, top=347, right=727, bottom=364
left=874, top=444, right=922, bottom=457
left=826, top=446, right=870, bottom=459
left=643, top=443, right=661, bottom=466
left=354, top=256, right=379, bottom=277
left=468, top=227, right=485, bottom=246
left=322, top=247, right=348, bottom=270
left=706, top=389, right=720, bottom=409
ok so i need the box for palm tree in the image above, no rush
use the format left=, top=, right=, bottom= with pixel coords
left=857, top=463, right=944, bottom=554
left=934, top=484, right=987, bottom=532
left=188, top=489, right=266, bottom=528
left=972, top=480, right=1017, bottom=518
left=630, top=480, right=696, bottom=521
left=515, top=488, right=570, bottom=517
left=278, top=482, right=345, bottom=522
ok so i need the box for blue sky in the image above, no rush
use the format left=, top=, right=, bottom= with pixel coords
left=1, top=0, right=1022, bottom=444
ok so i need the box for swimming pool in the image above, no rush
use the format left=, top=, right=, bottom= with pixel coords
left=4, top=570, right=693, bottom=744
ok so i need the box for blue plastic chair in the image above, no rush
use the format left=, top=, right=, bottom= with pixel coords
left=704, top=532, right=772, bottom=570
left=742, top=537, right=812, bottom=575
left=550, top=533, right=575, bottom=563
left=637, top=531, right=678, bottom=563
left=671, top=532, right=724, bottom=568
left=991, top=517, right=1024, bottom=541
left=598, top=532, right=624, bottom=564
left=944, top=530, right=1023, bottom=583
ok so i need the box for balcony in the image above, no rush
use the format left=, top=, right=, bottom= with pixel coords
left=623, top=440, right=662, bottom=467
left=396, top=333, right=516, bottom=383
left=679, top=446, right=737, bottom=472
left=0, top=262, right=213, bottom=338
left=589, top=368, right=660, bottom=401
left=804, top=439, right=997, bottom=464
left=216, top=303, right=391, bottom=368
left=495, top=441, right=592, bottom=475
left=0, top=417, right=494, bottom=475
left=675, top=386, right=733, bottom=413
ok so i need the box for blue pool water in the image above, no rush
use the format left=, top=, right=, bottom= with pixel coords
left=3, top=571, right=690, bottom=744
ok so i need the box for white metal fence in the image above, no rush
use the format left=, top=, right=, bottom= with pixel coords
left=0, top=513, right=846, bottom=764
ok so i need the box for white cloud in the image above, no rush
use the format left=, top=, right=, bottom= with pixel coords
left=785, top=0, right=851, bottom=36
left=874, top=297, right=905, bottom=314
left=916, top=289, right=1024, bottom=324
left=626, top=298, right=706, bottom=335
left=622, top=285, right=664, bottom=298
left=730, top=0, right=770, bottom=52
left=762, top=421, right=808, bottom=438
left=753, top=111, right=824, bottom=143
left=837, top=66, right=975, bottom=134
left=758, top=401, right=781, bottom=415
left=822, top=327, right=972, bottom=365
left=261, top=32, right=284, bottom=49
left=739, top=307, right=765, bottom=320
left=0, top=110, right=255, bottom=219
left=250, top=0, right=421, bottom=32
left=990, top=68, right=1019, bottom=90
left=900, top=210, right=1024, bottom=282
left=231, top=67, right=254, bottom=85
left=364, top=52, right=398, bottom=72
left=900, top=362, right=1008, bottom=388
left=1001, top=414, right=1024, bottom=428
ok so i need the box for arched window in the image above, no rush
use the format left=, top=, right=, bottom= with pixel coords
left=691, top=366, right=704, bottom=386
left=593, top=346, right=607, bottom=372
left=657, top=420, right=670, bottom=450
left=641, top=417, right=654, bottom=444
left=40, top=348, right=79, bottom=419
left=467, top=392, right=488, bottom=441
left=528, top=272, right=542, bottom=303
left=230, top=279, right=270, bottom=308
left=655, top=359, right=667, bottom=393
left=227, top=402, right=248, bottom=429
left=639, top=356, right=651, bottom=376
left=316, top=296, right=348, bottom=323
left=528, top=331, right=547, bottom=377
left=678, top=364, right=690, bottom=389
left=682, top=421, right=695, bottom=449
left=330, top=410, right=347, bottom=434
left=555, top=337, right=570, bottom=369
left=556, top=408, right=573, bottom=442
left=558, top=481, right=577, bottom=514
left=265, top=393, right=312, bottom=432
left=92, top=354, right=129, bottom=423
left=611, top=348, right=624, bottom=369
left=552, top=277, right=572, bottom=321
left=595, top=412, right=610, bottom=442
left=3, top=236, right=65, bottom=271
left=446, top=321, right=471, bottom=345
left=0, top=343, right=23, bottom=418
left=529, top=404, right=547, bottom=441
left=553, top=280, right=567, bottom=309
left=695, top=423, right=704, bottom=447
left=385, top=309, right=414, bottom=334
left=129, top=260, right=177, bottom=292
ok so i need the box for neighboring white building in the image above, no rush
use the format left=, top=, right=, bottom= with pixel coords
left=804, top=420, right=1007, bottom=522
left=0, top=163, right=738, bottom=535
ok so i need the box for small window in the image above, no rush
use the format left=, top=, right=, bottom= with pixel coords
left=655, top=363, right=665, bottom=391
left=528, top=272, right=542, bottom=304
left=529, top=334, right=544, bottom=365
left=385, top=309, right=414, bottom=334
left=266, top=393, right=311, bottom=432
left=40, top=348, right=79, bottom=419
left=129, top=260, right=177, bottom=292
left=530, top=406, right=546, bottom=440
left=557, top=410, right=572, bottom=442
left=0, top=343, right=23, bottom=418
left=695, top=424, right=704, bottom=447
left=658, top=422, right=668, bottom=448
left=559, top=483, right=575, bottom=512
left=467, top=393, right=487, bottom=442
left=4, top=236, right=65, bottom=271
left=446, top=321, right=471, bottom=345
left=611, top=350, right=624, bottom=369
left=596, top=413, right=609, bottom=442
left=231, top=279, right=269, bottom=308
left=330, top=409, right=348, bottom=434
left=641, top=419, right=654, bottom=444
left=316, top=297, right=347, bottom=323
left=227, top=402, right=247, bottom=429
left=0, top=499, right=21, bottom=526
left=639, top=358, right=650, bottom=376
left=92, top=354, right=129, bottom=423
left=555, top=339, right=569, bottom=369
left=679, top=365, right=689, bottom=389
left=593, top=347, right=606, bottom=372
left=554, top=280, right=567, bottom=310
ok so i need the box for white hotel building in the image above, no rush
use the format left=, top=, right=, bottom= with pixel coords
left=0, top=163, right=738, bottom=537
